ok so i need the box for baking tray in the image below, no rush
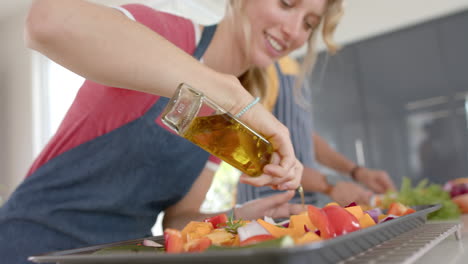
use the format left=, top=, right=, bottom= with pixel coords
left=29, top=204, right=441, bottom=264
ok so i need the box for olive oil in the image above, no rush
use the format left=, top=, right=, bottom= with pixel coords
left=183, top=113, right=273, bottom=177
left=298, top=185, right=305, bottom=210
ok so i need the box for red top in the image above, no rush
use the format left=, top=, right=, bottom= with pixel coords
left=26, top=4, right=199, bottom=177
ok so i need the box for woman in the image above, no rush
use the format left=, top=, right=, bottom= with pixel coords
left=237, top=56, right=396, bottom=208
left=0, top=0, right=341, bottom=263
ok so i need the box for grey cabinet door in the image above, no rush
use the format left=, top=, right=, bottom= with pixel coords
left=356, top=23, right=447, bottom=186
left=308, top=10, right=468, bottom=187
left=438, top=11, right=468, bottom=179
left=355, top=11, right=468, bottom=186
left=439, top=11, right=468, bottom=93
left=309, top=46, right=368, bottom=175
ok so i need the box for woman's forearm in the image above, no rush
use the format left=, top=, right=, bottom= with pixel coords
left=313, top=133, right=356, bottom=176
left=300, top=167, right=330, bottom=193
left=25, top=0, right=249, bottom=113
left=25, top=0, right=302, bottom=190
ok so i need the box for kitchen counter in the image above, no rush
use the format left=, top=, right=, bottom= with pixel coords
left=414, top=215, right=468, bottom=264
left=342, top=215, right=467, bottom=264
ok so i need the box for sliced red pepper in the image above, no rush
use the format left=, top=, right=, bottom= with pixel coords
left=240, top=234, right=276, bottom=246
left=164, top=228, right=184, bottom=253
left=187, top=237, right=212, bottom=252
left=322, top=205, right=360, bottom=236
left=204, top=214, right=229, bottom=228
left=307, top=205, right=335, bottom=239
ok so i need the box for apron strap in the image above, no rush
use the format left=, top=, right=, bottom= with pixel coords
left=193, top=24, right=217, bottom=60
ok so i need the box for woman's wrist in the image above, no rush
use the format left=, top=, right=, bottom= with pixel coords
left=350, top=165, right=362, bottom=181
left=216, top=73, right=254, bottom=116
left=324, top=182, right=334, bottom=195
left=320, top=174, right=335, bottom=195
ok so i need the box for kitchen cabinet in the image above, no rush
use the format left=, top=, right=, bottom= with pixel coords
left=309, top=46, right=368, bottom=175
left=308, top=10, right=468, bottom=187
left=438, top=11, right=468, bottom=92
left=438, top=11, right=468, bottom=179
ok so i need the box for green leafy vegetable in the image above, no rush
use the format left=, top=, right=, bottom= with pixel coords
left=224, top=214, right=245, bottom=234
left=382, top=177, right=460, bottom=220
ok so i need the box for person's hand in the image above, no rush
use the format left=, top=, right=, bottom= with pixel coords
left=235, top=99, right=302, bottom=191
left=354, top=167, right=396, bottom=194
left=328, top=181, right=374, bottom=206
left=234, top=191, right=306, bottom=220
left=206, top=74, right=302, bottom=191
left=239, top=153, right=303, bottom=191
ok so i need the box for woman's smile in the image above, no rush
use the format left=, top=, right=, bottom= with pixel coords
left=265, top=32, right=286, bottom=57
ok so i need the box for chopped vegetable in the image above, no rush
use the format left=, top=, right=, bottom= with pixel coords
left=381, top=177, right=460, bottom=220
left=452, top=194, right=468, bottom=214
left=379, top=215, right=398, bottom=223
left=204, top=214, right=229, bottom=229
left=295, top=232, right=321, bottom=245
left=289, top=213, right=315, bottom=238
left=345, top=202, right=358, bottom=208
left=204, top=229, right=235, bottom=246
left=345, top=205, right=364, bottom=220
left=257, top=219, right=294, bottom=238
left=358, top=213, right=376, bottom=228
left=142, top=239, right=163, bottom=248
left=365, top=208, right=382, bottom=223
left=186, top=237, right=212, bottom=252
left=387, top=202, right=414, bottom=216
left=239, top=234, right=276, bottom=246
left=237, top=221, right=270, bottom=242
left=322, top=205, right=360, bottom=236
left=181, top=221, right=213, bottom=242
left=444, top=178, right=468, bottom=213
left=223, top=214, right=245, bottom=234
left=307, top=205, right=334, bottom=239
left=158, top=202, right=416, bottom=254
left=164, top=229, right=184, bottom=253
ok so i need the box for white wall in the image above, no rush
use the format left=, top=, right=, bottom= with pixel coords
left=294, top=0, right=468, bottom=55
left=336, top=0, right=468, bottom=46
left=0, top=10, right=34, bottom=200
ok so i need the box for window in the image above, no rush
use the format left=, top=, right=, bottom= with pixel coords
left=32, top=53, right=83, bottom=155
left=46, top=61, right=83, bottom=136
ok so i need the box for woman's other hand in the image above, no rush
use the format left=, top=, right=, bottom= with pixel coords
left=328, top=181, right=374, bottom=207
left=234, top=191, right=305, bottom=220
left=354, top=167, right=396, bottom=194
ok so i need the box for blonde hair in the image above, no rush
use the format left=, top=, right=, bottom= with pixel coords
left=226, top=0, right=345, bottom=110
left=294, top=0, right=344, bottom=108
left=226, top=1, right=268, bottom=100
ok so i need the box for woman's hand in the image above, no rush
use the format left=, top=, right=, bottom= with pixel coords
left=234, top=191, right=305, bottom=220
left=237, top=102, right=303, bottom=191
left=210, top=75, right=303, bottom=191
left=239, top=153, right=303, bottom=191
left=328, top=182, right=374, bottom=206
left=354, top=167, right=396, bottom=194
